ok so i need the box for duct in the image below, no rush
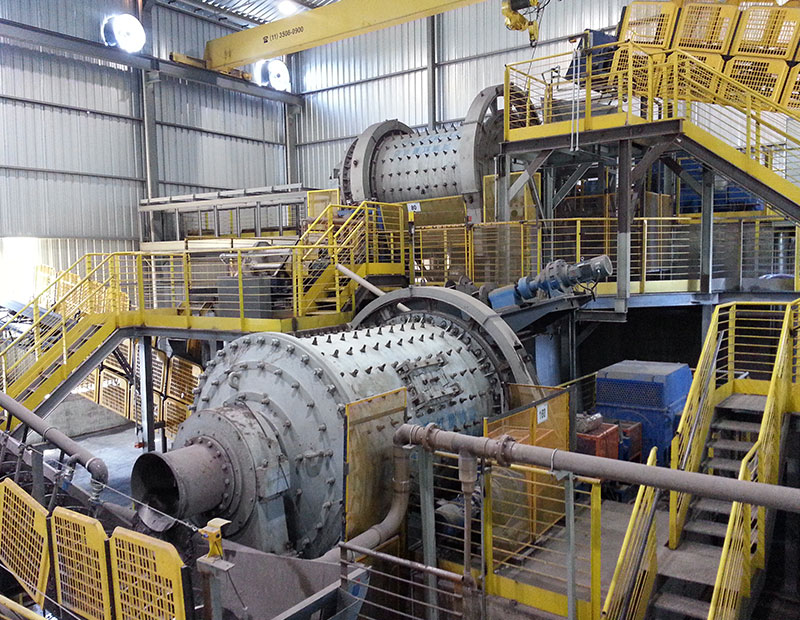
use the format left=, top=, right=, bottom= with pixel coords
left=395, top=424, right=800, bottom=513
left=0, top=391, right=108, bottom=484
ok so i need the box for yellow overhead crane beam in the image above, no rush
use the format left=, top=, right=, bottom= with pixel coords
left=196, top=0, right=487, bottom=72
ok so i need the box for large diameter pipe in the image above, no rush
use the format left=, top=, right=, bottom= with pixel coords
left=130, top=441, right=230, bottom=524
left=396, top=424, right=800, bottom=514
left=0, top=391, right=108, bottom=484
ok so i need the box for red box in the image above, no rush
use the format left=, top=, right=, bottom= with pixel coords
left=618, top=420, right=643, bottom=463
left=577, top=423, right=620, bottom=459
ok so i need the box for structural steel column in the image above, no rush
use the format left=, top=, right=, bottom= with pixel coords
left=427, top=16, right=437, bottom=130
left=701, top=166, right=714, bottom=294
left=616, top=139, right=632, bottom=313
left=138, top=337, right=156, bottom=452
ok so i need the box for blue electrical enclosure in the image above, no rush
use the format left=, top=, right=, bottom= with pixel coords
left=595, top=360, right=692, bottom=465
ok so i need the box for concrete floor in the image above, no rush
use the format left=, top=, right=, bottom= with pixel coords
left=494, top=497, right=670, bottom=602
left=47, top=423, right=144, bottom=506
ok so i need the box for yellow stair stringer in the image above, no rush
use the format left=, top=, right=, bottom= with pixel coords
left=7, top=314, right=118, bottom=413
left=682, top=122, right=800, bottom=217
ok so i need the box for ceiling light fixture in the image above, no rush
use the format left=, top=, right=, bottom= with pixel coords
left=253, top=58, right=292, bottom=92
left=101, top=14, right=146, bottom=53
left=277, top=1, right=299, bottom=16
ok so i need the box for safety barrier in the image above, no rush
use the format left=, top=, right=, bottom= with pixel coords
left=0, top=480, right=189, bottom=620
left=0, top=201, right=407, bottom=411
left=414, top=213, right=799, bottom=294
left=669, top=302, right=786, bottom=548
left=602, top=448, right=659, bottom=620
left=504, top=41, right=800, bottom=205
left=707, top=299, right=800, bottom=619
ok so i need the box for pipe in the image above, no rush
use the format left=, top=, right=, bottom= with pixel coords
left=335, top=264, right=411, bottom=312
left=396, top=424, right=800, bottom=514
left=318, top=443, right=411, bottom=562
left=459, top=451, right=478, bottom=586
left=0, top=391, right=108, bottom=484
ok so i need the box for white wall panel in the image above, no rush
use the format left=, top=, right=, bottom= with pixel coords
left=0, top=0, right=134, bottom=41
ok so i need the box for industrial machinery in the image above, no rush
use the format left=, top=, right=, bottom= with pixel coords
left=502, top=0, right=545, bottom=46
left=130, top=254, right=613, bottom=557
left=337, top=86, right=504, bottom=217
left=131, top=286, right=535, bottom=557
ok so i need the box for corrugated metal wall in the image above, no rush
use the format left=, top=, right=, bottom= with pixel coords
left=0, top=1, right=288, bottom=288
left=295, top=0, right=627, bottom=188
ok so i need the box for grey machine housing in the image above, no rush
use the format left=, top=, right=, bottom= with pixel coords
left=337, top=85, right=505, bottom=220
left=131, top=288, right=533, bottom=559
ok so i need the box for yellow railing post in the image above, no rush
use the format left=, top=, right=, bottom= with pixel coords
left=504, top=68, right=511, bottom=141
left=590, top=480, right=601, bottom=620
left=742, top=503, right=752, bottom=598
left=182, top=253, right=191, bottom=319
left=32, top=304, right=41, bottom=360
left=237, top=251, right=245, bottom=328
left=136, top=254, right=146, bottom=316
left=575, top=220, right=582, bottom=263
left=795, top=225, right=800, bottom=291
left=669, top=435, right=680, bottom=549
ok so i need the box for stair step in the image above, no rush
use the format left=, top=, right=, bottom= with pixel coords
left=658, top=543, right=722, bottom=586
left=653, top=592, right=711, bottom=619
left=694, top=498, right=732, bottom=516
left=711, top=419, right=761, bottom=434
left=684, top=519, right=729, bottom=540
left=706, top=457, right=743, bottom=474
left=716, top=393, right=767, bottom=414
left=709, top=438, right=755, bottom=453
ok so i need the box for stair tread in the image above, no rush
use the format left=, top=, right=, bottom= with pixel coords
left=716, top=393, right=767, bottom=413
left=658, top=544, right=722, bottom=586
left=711, top=419, right=761, bottom=434
left=706, top=457, right=743, bottom=473
left=694, top=498, right=732, bottom=515
left=684, top=519, right=729, bottom=539
left=709, top=438, right=755, bottom=453
left=653, top=592, right=711, bottom=618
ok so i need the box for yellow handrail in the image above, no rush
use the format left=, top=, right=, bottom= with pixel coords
left=707, top=299, right=798, bottom=620
left=602, top=447, right=660, bottom=620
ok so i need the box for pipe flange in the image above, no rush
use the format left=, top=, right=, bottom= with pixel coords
left=495, top=434, right=516, bottom=468
left=421, top=423, right=440, bottom=453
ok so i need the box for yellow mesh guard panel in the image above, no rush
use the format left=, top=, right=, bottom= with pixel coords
left=344, top=388, right=407, bottom=540
left=619, top=1, right=679, bottom=48
left=723, top=57, right=789, bottom=103
left=674, top=2, right=738, bottom=54
left=162, top=398, right=190, bottom=439
left=99, top=369, right=129, bottom=418
left=0, top=480, right=50, bottom=607
left=166, top=356, right=202, bottom=403
left=134, top=349, right=168, bottom=393
left=731, top=6, right=800, bottom=59
left=76, top=368, right=99, bottom=402
left=51, top=507, right=113, bottom=620
left=109, top=527, right=187, bottom=620
left=781, top=63, right=800, bottom=108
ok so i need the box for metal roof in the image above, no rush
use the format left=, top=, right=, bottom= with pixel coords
left=166, top=0, right=339, bottom=27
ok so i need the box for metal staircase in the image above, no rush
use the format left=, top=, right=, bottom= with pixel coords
left=0, top=202, right=408, bottom=418
left=603, top=301, right=798, bottom=620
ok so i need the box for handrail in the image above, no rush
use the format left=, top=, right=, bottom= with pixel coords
left=602, top=447, right=659, bottom=620
left=707, top=299, right=798, bottom=619
left=0, top=254, right=88, bottom=336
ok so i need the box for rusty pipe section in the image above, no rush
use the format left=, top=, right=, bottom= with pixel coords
left=0, top=391, right=108, bottom=484
left=396, top=424, right=800, bottom=514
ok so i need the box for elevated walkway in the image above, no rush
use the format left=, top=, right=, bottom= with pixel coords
left=504, top=44, right=800, bottom=226
left=0, top=201, right=408, bottom=418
